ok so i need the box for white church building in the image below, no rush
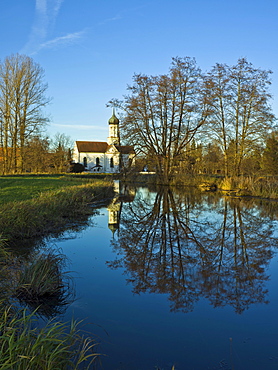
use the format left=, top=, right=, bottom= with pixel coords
left=72, top=111, right=135, bottom=173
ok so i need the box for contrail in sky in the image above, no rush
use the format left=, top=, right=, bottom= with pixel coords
left=37, top=30, right=86, bottom=51
left=21, top=0, right=84, bottom=55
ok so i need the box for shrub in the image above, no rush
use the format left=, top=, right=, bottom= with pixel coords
left=70, top=163, right=85, bottom=173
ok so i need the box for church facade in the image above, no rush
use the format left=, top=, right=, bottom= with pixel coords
left=72, top=112, right=135, bottom=173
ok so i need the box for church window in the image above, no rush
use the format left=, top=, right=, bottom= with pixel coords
left=83, top=157, right=87, bottom=167
left=96, top=157, right=100, bottom=166
left=110, top=158, right=114, bottom=168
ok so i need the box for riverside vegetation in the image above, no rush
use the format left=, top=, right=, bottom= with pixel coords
left=194, top=175, right=278, bottom=199
left=0, top=174, right=114, bottom=369
left=125, top=171, right=278, bottom=200
left=0, top=172, right=277, bottom=369
left=0, top=174, right=114, bottom=243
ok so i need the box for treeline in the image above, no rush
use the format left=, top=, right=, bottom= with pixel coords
left=172, top=132, right=278, bottom=177
left=1, top=54, right=277, bottom=177
left=18, top=133, right=72, bottom=173
left=111, top=57, right=277, bottom=182
left=0, top=54, right=71, bottom=174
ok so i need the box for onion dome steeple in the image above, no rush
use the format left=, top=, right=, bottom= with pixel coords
left=107, top=109, right=120, bottom=145
left=108, top=109, right=119, bottom=125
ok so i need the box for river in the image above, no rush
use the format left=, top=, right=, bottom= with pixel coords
left=46, top=185, right=278, bottom=369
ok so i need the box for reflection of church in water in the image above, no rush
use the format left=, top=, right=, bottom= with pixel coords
left=107, top=181, right=135, bottom=236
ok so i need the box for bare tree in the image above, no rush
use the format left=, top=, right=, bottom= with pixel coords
left=24, top=136, right=51, bottom=173
left=204, top=58, right=275, bottom=176
left=0, top=54, right=50, bottom=173
left=108, top=188, right=277, bottom=313
left=50, top=133, right=73, bottom=173
left=109, top=57, right=211, bottom=183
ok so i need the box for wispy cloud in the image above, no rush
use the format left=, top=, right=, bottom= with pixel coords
left=36, top=0, right=47, bottom=13
left=98, top=13, right=123, bottom=26
left=21, top=0, right=85, bottom=55
left=37, top=30, right=86, bottom=51
left=98, top=4, right=149, bottom=26
left=53, top=0, right=64, bottom=18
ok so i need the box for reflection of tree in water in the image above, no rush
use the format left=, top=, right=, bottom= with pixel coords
left=195, top=197, right=276, bottom=313
left=108, top=188, right=278, bottom=313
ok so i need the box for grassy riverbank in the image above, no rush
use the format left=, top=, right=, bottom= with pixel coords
left=0, top=175, right=114, bottom=244
left=0, top=174, right=112, bottom=204
left=170, top=173, right=278, bottom=199
left=217, top=176, right=278, bottom=198
left=0, top=176, right=114, bottom=368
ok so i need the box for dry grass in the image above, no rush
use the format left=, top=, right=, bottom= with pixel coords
left=219, top=176, right=278, bottom=198
left=0, top=181, right=114, bottom=244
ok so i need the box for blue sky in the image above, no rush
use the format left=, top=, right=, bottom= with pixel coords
left=1, top=0, right=277, bottom=142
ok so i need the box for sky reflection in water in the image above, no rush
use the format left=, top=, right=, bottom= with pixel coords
left=53, top=186, right=278, bottom=370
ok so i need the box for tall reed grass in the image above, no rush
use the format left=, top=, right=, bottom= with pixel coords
left=219, top=176, right=278, bottom=198
left=0, top=306, right=100, bottom=369
left=14, top=250, right=74, bottom=318
left=0, top=242, right=100, bottom=369
left=170, top=173, right=278, bottom=199
left=0, top=237, right=12, bottom=308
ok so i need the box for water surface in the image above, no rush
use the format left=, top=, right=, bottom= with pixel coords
left=49, top=186, right=278, bottom=369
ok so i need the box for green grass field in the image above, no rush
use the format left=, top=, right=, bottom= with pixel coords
left=0, top=175, right=101, bottom=204
left=0, top=175, right=114, bottom=243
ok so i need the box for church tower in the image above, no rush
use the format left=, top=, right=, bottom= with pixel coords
left=107, top=198, right=122, bottom=237
left=107, top=109, right=120, bottom=145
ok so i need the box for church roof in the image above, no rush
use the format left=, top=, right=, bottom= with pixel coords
left=115, top=145, right=135, bottom=154
left=76, top=141, right=108, bottom=153
left=76, top=141, right=135, bottom=155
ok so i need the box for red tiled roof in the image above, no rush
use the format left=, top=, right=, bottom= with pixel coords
left=76, top=141, right=135, bottom=154
left=76, top=141, right=108, bottom=153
